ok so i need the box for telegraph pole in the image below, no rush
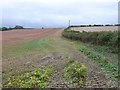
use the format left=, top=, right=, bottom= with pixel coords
left=69, top=19, right=70, bottom=27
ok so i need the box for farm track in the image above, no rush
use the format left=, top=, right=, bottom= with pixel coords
left=2, top=28, right=118, bottom=88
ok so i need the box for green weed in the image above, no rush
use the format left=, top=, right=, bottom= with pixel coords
left=4, top=66, right=53, bottom=88
left=76, top=43, right=119, bottom=80
left=64, top=61, right=87, bottom=86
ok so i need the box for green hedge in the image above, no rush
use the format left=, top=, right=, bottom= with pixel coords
left=62, top=29, right=119, bottom=53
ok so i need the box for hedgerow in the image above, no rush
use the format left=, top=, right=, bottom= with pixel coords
left=62, top=29, right=119, bottom=53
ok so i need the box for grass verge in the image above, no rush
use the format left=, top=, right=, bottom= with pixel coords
left=75, top=42, right=119, bottom=80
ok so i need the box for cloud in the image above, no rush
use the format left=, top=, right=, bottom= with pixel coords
left=1, top=0, right=119, bottom=28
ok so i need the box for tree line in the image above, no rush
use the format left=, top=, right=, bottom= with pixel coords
left=69, top=24, right=120, bottom=28
left=0, top=25, right=24, bottom=31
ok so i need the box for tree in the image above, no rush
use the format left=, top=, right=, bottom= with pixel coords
left=14, top=25, right=24, bottom=29
left=2, top=27, right=8, bottom=31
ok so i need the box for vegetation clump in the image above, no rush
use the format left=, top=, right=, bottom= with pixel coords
left=4, top=66, right=52, bottom=88
left=64, top=61, right=87, bottom=86
left=77, top=44, right=119, bottom=80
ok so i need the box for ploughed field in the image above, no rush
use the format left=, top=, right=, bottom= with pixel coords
left=2, top=27, right=119, bottom=88
left=2, top=28, right=62, bottom=44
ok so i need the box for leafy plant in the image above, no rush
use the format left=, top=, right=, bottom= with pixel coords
left=76, top=43, right=119, bottom=80
left=64, top=61, right=87, bottom=86
left=4, top=66, right=52, bottom=88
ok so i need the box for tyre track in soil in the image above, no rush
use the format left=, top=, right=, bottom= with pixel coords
left=45, top=28, right=109, bottom=88
left=47, top=46, right=109, bottom=88
left=71, top=48, right=108, bottom=88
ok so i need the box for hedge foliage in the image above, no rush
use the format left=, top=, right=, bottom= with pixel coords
left=62, top=29, right=119, bottom=53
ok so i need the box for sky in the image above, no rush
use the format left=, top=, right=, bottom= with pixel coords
left=1, top=0, right=119, bottom=28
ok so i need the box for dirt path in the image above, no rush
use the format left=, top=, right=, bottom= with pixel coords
left=2, top=28, right=117, bottom=88
left=70, top=48, right=108, bottom=88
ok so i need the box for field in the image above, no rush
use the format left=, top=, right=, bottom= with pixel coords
left=70, top=26, right=118, bottom=32
left=2, top=27, right=119, bottom=88
left=2, top=28, right=62, bottom=44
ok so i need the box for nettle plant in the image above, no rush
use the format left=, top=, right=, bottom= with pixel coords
left=64, top=61, right=87, bottom=86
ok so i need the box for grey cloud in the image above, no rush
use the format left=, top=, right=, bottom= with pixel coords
left=2, top=1, right=118, bottom=28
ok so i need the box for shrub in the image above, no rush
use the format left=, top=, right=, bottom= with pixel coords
left=2, top=27, right=8, bottom=31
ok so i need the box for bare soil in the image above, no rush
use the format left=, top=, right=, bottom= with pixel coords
left=2, top=28, right=63, bottom=44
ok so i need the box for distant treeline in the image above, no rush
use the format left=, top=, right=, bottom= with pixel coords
left=0, top=25, right=24, bottom=31
left=69, top=24, right=120, bottom=27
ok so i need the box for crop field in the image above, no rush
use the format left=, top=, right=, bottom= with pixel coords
left=2, top=27, right=119, bottom=88
left=70, top=26, right=118, bottom=32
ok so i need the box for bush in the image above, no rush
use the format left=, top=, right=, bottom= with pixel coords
left=64, top=61, right=87, bottom=86
left=2, top=27, right=8, bottom=31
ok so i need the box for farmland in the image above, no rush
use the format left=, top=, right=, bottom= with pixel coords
left=2, top=27, right=119, bottom=88
left=70, top=26, right=118, bottom=32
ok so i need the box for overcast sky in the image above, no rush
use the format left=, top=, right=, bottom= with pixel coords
left=1, top=0, right=119, bottom=28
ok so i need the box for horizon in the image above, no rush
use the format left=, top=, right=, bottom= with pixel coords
left=1, top=24, right=119, bottom=29
left=1, top=0, right=119, bottom=28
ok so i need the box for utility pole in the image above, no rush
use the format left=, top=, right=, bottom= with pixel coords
left=69, top=19, right=70, bottom=27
